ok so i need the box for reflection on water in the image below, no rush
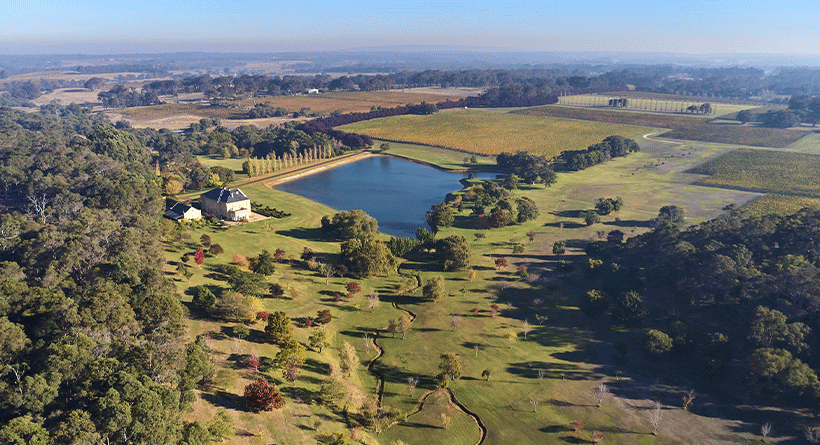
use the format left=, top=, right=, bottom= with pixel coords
left=275, top=156, right=496, bottom=237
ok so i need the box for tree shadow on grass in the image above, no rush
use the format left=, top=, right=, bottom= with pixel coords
left=276, top=227, right=325, bottom=242
left=551, top=209, right=585, bottom=218
left=540, top=424, right=572, bottom=434
left=558, top=435, right=587, bottom=444
left=602, top=219, right=652, bottom=228
left=544, top=221, right=585, bottom=229
left=200, top=389, right=244, bottom=411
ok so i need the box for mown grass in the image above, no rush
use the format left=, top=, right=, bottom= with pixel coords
left=690, top=148, right=820, bottom=197
left=340, top=109, right=649, bottom=158
left=169, top=132, right=777, bottom=444
left=557, top=94, right=754, bottom=117
left=741, top=194, right=820, bottom=217
left=516, top=105, right=810, bottom=148
left=375, top=139, right=497, bottom=171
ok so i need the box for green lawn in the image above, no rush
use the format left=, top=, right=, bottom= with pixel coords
left=170, top=129, right=780, bottom=444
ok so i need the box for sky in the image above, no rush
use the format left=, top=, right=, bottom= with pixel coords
left=1, top=0, right=819, bottom=55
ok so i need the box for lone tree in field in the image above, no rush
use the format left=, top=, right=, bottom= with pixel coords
left=309, top=328, right=331, bottom=353
left=437, top=353, right=464, bottom=386
left=194, top=247, right=205, bottom=266
left=423, top=276, right=447, bottom=303
left=265, top=311, right=294, bottom=344
left=398, top=314, right=412, bottom=339
left=244, top=379, right=285, bottom=412
left=339, top=341, right=359, bottom=377
left=253, top=250, right=276, bottom=276
left=593, top=381, right=609, bottom=407
left=552, top=240, right=567, bottom=256
left=437, top=235, right=470, bottom=271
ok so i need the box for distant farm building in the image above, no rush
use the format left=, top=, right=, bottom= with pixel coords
left=307, top=88, right=320, bottom=94
left=200, top=187, right=251, bottom=221
left=164, top=202, right=202, bottom=221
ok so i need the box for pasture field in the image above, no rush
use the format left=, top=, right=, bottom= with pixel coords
left=175, top=130, right=779, bottom=444
left=516, top=105, right=810, bottom=148
left=236, top=90, right=464, bottom=115
left=557, top=94, right=755, bottom=117
left=112, top=90, right=468, bottom=130
left=690, top=148, right=820, bottom=197
left=340, top=109, right=650, bottom=158
left=741, top=194, right=820, bottom=217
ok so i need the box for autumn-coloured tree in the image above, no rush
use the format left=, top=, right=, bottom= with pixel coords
left=283, top=357, right=300, bottom=383
left=200, top=234, right=211, bottom=247
left=233, top=253, right=248, bottom=267
left=398, top=314, right=412, bottom=339
left=571, top=420, right=584, bottom=433
left=256, top=311, right=270, bottom=322
left=194, top=247, right=205, bottom=266
left=300, top=246, right=314, bottom=261
left=274, top=248, right=286, bottom=261
left=473, top=307, right=480, bottom=316
left=590, top=431, right=604, bottom=444
left=490, top=304, right=499, bottom=318
left=494, top=257, right=508, bottom=269
left=209, top=244, right=224, bottom=257
left=248, top=354, right=260, bottom=372
left=244, top=379, right=284, bottom=411
left=345, top=282, right=361, bottom=299
left=315, top=309, right=332, bottom=325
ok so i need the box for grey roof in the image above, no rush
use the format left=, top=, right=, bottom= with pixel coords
left=201, top=187, right=249, bottom=204
left=164, top=202, right=194, bottom=220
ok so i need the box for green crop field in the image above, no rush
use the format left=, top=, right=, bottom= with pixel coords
left=557, top=94, right=755, bottom=117
left=741, top=194, right=820, bottom=217
left=516, top=105, right=810, bottom=148
left=690, top=148, right=820, bottom=196
left=340, top=109, right=649, bottom=158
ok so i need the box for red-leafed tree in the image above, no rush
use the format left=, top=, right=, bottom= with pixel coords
left=274, top=248, right=286, bottom=262
left=248, top=354, right=260, bottom=372
left=244, top=379, right=285, bottom=411
left=345, top=282, right=361, bottom=299
left=315, top=309, right=332, bottom=325
left=494, top=257, right=508, bottom=269
left=194, top=247, right=205, bottom=266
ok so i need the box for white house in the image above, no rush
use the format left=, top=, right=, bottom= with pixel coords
left=164, top=202, right=202, bottom=221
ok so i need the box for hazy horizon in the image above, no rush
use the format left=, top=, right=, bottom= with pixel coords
left=2, top=1, right=818, bottom=58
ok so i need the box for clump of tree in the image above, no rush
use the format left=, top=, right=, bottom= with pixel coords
left=496, top=151, right=557, bottom=186
left=340, top=237, right=399, bottom=278
left=595, top=197, right=623, bottom=215
left=247, top=103, right=289, bottom=118
left=322, top=209, right=379, bottom=239
left=436, top=235, right=471, bottom=271
left=560, top=135, right=640, bottom=171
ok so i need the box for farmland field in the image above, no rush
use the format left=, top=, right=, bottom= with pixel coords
left=690, top=148, right=820, bottom=196
left=111, top=90, right=469, bottom=130
left=557, top=94, right=755, bottom=117
left=741, top=194, right=820, bottom=217
left=516, top=105, right=810, bottom=148
left=235, top=90, right=467, bottom=114
left=340, top=109, right=650, bottom=157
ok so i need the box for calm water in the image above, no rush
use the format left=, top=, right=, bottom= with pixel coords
left=276, top=156, right=496, bottom=237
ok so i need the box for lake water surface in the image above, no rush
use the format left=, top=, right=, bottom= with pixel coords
left=275, top=156, right=496, bottom=237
